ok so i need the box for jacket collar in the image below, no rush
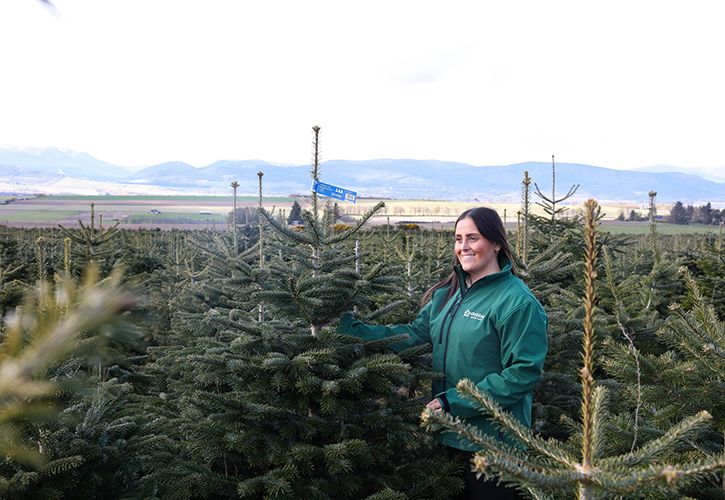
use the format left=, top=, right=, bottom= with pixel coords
left=455, top=255, right=512, bottom=295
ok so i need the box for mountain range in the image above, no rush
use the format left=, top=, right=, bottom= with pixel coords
left=0, top=147, right=722, bottom=203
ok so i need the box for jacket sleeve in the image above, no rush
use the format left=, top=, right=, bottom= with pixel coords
left=338, top=301, right=433, bottom=352
left=440, top=300, right=548, bottom=418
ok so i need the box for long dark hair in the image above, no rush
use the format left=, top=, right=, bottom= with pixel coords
left=420, top=207, right=513, bottom=307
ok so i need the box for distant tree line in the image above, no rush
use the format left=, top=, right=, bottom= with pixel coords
left=668, top=201, right=722, bottom=225
left=226, top=206, right=261, bottom=224
left=615, top=209, right=648, bottom=222
left=225, top=200, right=342, bottom=226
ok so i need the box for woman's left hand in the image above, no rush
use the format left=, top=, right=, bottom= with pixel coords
left=426, top=398, right=442, bottom=412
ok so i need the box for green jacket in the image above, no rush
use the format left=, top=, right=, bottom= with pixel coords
left=339, top=257, right=548, bottom=451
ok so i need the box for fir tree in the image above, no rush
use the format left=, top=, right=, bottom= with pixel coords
left=0, top=226, right=147, bottom=498
left=231, top=180, right=241, bottom=254
left=669, top=202, right=689, bottom=224
left=517, top=170, right=532, bottom=265
left=0, top=265, right=137, bottom=496
left=532, top=155, right=580, bottom=239
left=603, top=266, right=725, bottom=497
left=683, top=235, right=725, bottom=318
left=131, top=127, right=463, bottom=499
left=235, top=278, right=454, bottom=481
left=696, top=203, right=714, bottom=225
left=59, top=203, right=123, bottom=275
left=0, top=234, right=24, bottom=314
left=133, top=221, right=293, bottom=497
left=232, top=129, right=462, bottom=496
left=288, top=200, right=303, bottom=225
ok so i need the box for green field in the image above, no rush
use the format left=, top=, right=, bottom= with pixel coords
left=125, top=212, right=227, bottom=223
left=0, top=210, right=82, bottom=222
left=0, top=194, right=289, bottom=227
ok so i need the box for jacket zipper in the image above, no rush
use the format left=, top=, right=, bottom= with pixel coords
left=438, top=296, right=461, bottom=344
left=441, top=290, right=466, bottom=383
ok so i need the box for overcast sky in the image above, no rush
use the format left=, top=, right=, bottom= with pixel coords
left=1, top=0, right=724, bottom=173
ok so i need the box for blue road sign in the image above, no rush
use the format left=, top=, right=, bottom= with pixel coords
left=311, top=180, right=357, bottom=204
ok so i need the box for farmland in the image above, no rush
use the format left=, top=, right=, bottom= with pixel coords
left=0, top=195, right=291, bottom=228
left=2, top=194, right=717, bottom=236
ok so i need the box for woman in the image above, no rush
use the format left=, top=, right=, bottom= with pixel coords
left=339, top=207, right=548, bottom=499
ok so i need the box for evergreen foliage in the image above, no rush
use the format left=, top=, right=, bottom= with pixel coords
left=683, top=236, right=725, bottom=318
left=127, top=127, right=463, bottom=499
left=532, top=155, right=579, bottom=239
left=422, top=200, right=725, bottom=499
left=602, top=267, right=725, bottom=497
left=0, top=231, right=24, bottom=313
left=237, top=197, right=461, bottom=497
left=0, top=170, right=723, bottom=498
left=58, top=203, right=122, bottom=274
left=287, top=200, right=303, bottom=225
left=669, top=201, right=722, bottom=225
left=0, top=265, right=137, bottom=497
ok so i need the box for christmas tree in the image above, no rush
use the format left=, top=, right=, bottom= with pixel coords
left=132, top=127, right=462, bottom=499
left=0, top=265, right=138, bottom=497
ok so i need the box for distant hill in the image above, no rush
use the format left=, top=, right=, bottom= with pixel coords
left=632, top=164, right=725, bottom=183
left=295, top=160, right=725, bottom=202
left=0, top=147, right=722, bottom=203
left=127, top=160, right=311, bottom=195
left=126, top=161, right=199, bottom=183
left=0, top=147, right=130, bottom=180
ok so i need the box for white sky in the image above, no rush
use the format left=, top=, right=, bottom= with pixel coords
left=1, top=0, right=724, bottom=172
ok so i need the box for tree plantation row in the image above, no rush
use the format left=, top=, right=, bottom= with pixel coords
left=0, top=196, right=723, bottom=498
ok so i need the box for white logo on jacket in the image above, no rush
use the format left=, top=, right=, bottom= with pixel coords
left=463, top=309, right=486, bottom=321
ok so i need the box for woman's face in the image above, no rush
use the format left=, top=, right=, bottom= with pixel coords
left=455, top=217, right=501, bottom=282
